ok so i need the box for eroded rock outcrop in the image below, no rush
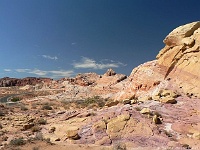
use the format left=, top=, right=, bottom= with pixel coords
left=157, top=21, right=200, bottom=98
left=116, top=21, right=200, bottom=100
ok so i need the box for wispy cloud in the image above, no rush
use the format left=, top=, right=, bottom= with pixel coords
left=15, top=69, right=30, bottom=73
left=73, top=57, right=126, bottom=70
left=71, top=42, right=76, bottom=45
left=14, top=68, right=74, bottom=78
left=4, top=69, right=12, bottom=72
left=48, top=70, right=74, bottom=78
left=28, top=69, right=47, bottom=76
left=42, top=55, right=58, bottom=60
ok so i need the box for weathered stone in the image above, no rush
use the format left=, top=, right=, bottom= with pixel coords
left=140, top=108, right=151, bottom=114
left=160, top=97, right=177, bottom=104
left=106, top=114, right=130, bottom=139
left=160, top=89, right=178, bottom=98
left=66, top=126, right=80, bottom=140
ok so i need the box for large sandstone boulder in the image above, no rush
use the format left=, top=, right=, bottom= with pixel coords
left=156, top=21, right=200, bottom=98
left=66, top=126, right=80, bottom=140
left=106, top=114, right=130, bottom=140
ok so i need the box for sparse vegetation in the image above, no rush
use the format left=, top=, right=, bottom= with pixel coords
left=37, top=118, right=47, bottom=125
left=10, top=97, right=21, bottom=102
left=61, top=96, right=108, bottom=109
left=81, top=96, right=107, bottom=108
left=10, top=137, right=26, bottom=146
left=42, top=104, right=52, bottom=110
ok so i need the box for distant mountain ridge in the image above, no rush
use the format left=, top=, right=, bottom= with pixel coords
left=0, top=77, right=52, bottom=87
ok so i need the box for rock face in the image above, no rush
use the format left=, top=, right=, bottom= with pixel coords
left=157, top=21, right=200, bottom=98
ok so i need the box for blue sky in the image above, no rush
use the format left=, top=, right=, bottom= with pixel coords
left=0, top=0, right=199, bottom=79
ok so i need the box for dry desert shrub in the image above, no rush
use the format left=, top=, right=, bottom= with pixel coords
left=37, top=118, right=47, bottom=125
left=42, top=104, right=52, bottom=110
left=9, top=137, right=26, bottom=146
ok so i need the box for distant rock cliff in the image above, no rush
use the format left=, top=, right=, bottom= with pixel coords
left=0, top=77, right=52, bottom=87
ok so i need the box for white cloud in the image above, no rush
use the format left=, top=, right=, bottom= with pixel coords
left=49, top=70, right=74, bottom=78
left=15, top=69, right=30, bottom=73
left=73, top=57, right=126, bottom=70
left=4, top=69, right=12, bottom=72
left=15, top=68, right=73, bottom=78
left=42, top=55, right=58, bottom=60
left=28, top=69, right=47, bottom=76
